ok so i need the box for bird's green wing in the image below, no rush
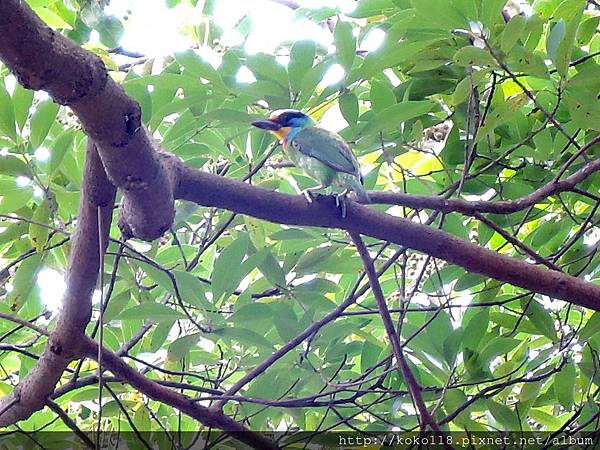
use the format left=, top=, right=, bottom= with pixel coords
left=291, top=127, right=359, bottom=175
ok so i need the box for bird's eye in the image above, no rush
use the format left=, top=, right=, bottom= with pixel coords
left=279, top=113, right=292, bottom=124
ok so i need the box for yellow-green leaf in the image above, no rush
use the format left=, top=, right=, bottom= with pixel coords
left=29, top=200, right=51, bottom=252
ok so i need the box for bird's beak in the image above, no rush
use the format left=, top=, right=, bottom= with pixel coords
left=252, top=120, right=282, bottom=131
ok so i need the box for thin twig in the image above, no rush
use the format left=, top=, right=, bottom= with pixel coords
left=348, top=231, right=442, bottom=433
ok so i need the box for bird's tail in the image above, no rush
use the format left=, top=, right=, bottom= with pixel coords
left=352, top=176, right=370, bottom=204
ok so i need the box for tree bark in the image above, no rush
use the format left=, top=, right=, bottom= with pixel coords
left=0, top=142, right=115, bottom=426
left=175, top=163, right=600, bottom=311
left=0, top=0, right=174, bottom=241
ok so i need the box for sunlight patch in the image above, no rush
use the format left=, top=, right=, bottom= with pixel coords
left=236, top=66, right=257, bottom=84
left=320, top=104, right=348, bottom=133
left=107, top=0, right=194, bottom=56
left=319, top=64, right=345, bottom=87
left=16, top=176, right=31, bottom=187
left=195, top=46, right=222, bottom=69
left=35, top=146, right=50, bottom=161
left=37, top=268, right=66, bottom=314
left=361, top=28, right=385, bottom=52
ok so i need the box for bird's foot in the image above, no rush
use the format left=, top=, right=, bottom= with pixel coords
left=302, top=187, right=326, bottom=204
left=335, top=190, right=349, bottom=218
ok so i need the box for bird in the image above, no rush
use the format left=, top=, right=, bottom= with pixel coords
left=251, top=109, right=369, bottom=217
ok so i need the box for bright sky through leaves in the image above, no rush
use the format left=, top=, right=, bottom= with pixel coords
left=105, top=0, right=356, bottom=56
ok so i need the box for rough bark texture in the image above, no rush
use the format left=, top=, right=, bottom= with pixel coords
left=174, top=163, right=600, bottom=311
left=0, top=0, right=174, bottom=241
left=0, top=142, right=116, bottom=426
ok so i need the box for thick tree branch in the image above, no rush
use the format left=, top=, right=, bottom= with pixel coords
left=175, top=164, right=600, bottom=311
left=78, top=337, right=279, bottom=450
left=0, top=145, right=275, bottom=450
left=270, top=149, right=600, bottom=216
left=0, top=143, right=116, bottom=426
left=0, top=0, right=174, bottom=241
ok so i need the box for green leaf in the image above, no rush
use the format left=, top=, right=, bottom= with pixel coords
left=334, top=20, right=356, bottom=70
left=444, top=389, right=471, bottom=424
left=480, top=0, right=508, bottom=28
left=566, top=90, right=600, bottom=131
left=476, top=96, right=529, bottom=141
left=167, top=333, right=201, bottom=360
left=255, top=248, right=286, bottom=287
left=412, top=0, right=469, bottom=30
left=172, top=270, right=211, bottom=310
left=529, top=408, right=563, bottom=428
left=96, top=15, right=124, bottom=48
left=577, top=15, right=600, bottom=45
left=531, top=220, right=561, bottom=248
left=0, top=179, right=33, bottom=213
left=133, top=405, right=151, bottom=430
left=554, top=361, right=576, bottom=409
left=347, top=0, right=395, bottom=18
left=426, top=311, right=453, bottom=357
left=533, top=0, right=562, bottom=19
left=49, top=129, right=75, bottom=176
left=29, top=100, right=59, bottom=148
left=33, top=7, right=73, bottom=29
left=360, top=340, right=382, bottom=373
left=487, top=400, right=521, bottom=430
left=454, top=272, right=486, bottom=291
left=502, top=15, right=527, bottom=53
left=213, top=327, right=274, bottom=350
left=579, top=312, right=600, bottom=342
left=12, top=85, right=34, bottom=131
left=246, top=53, right=289, bottom=89
left=212, top=235, right=249, bottom=301
left=339, top=92, right=359, bottom=126
left=175, top=50, right=227, bottom=91
left=6, top=253, right=43, bottom=312
left=453, top=46, right=496, bottom=67
left=118, top=303, right=187, bottom=322
left=202, top=108, right=257, bottom=124
left=294, top=245, right=338, bottom=275
left=479, top=337, right=521, bottom=364
left=0, top=155, right=31, bottom=178
left=29, top=200, right=51, bottom=252
left=362, top=100, right=436, bottom=135
left=462, top=310, right=489, bottom=351
left=271, top=229, right=314, bottom=240
left=231, top=303, right=273, bottom=326
left=288, top=40, right=316, bottom=92
left=370, top=79, right=396, bottom=112
left=349, top=40, right=435, bottom=83
left=520, top=298, right=557, bottom=341
left=546, top=19, right=566, bottom=64
left=554, top=1, right=585, bottom=77
left=519, top=379, right=543, bottom=403
left=452, top=77, right=471, bottom=106
left=0, top=82, right=17, bottom=142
